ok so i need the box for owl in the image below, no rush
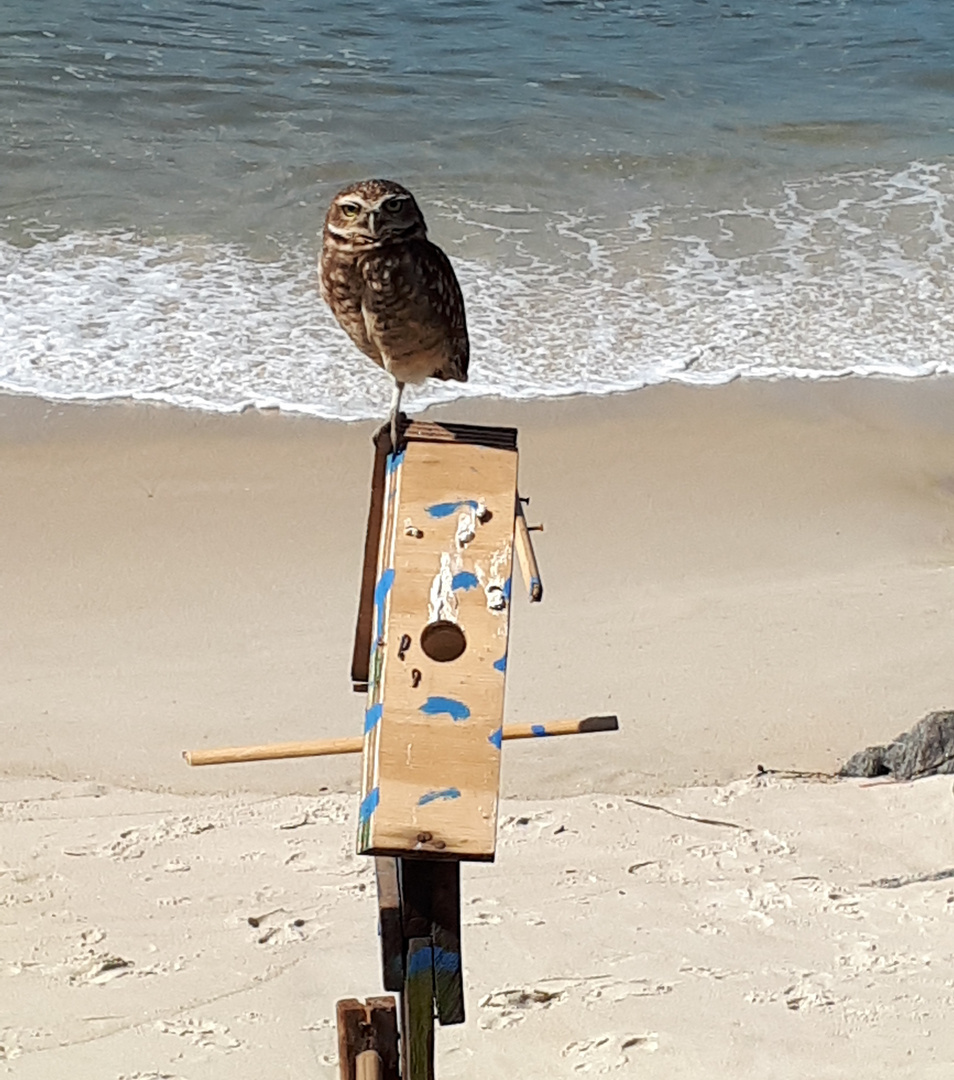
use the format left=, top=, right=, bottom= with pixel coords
left=319, top=179, right=469, bottom=447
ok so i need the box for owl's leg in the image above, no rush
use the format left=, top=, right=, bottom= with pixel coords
left=389, top=380, right=405, bottom=450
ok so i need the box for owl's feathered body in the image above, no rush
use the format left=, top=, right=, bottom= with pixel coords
left=319, top=179, right=469, bottom=443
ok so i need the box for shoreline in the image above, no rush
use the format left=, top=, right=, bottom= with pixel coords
left=4, top=376, right=954, bottom=798
left=5, top=364, right=954, bottom=433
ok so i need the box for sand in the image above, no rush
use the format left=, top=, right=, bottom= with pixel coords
left=3, top=379, right=954, bottom=1077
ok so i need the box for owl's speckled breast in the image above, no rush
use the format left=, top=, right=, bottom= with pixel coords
left=320, top=185, right=469, bottom=388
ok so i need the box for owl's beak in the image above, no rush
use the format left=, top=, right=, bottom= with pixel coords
left=367, top=210, right=378, bottom=235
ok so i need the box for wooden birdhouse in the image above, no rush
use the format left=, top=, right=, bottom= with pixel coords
left=182, top=415, right=620, bottom=1080
left=351, top=421, right=520, bottom=862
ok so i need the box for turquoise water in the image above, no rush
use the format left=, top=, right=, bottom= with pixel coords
left=2, top=1, right=954, bottom=417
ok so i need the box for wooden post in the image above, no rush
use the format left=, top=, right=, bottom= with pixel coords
left=335, top=997, right=399, bottom=1080
left=180, top=418, right=625, bottom=1080
left=399, top=859, right=464, bottom=1026
left=376, top=857, right=404, bottom=993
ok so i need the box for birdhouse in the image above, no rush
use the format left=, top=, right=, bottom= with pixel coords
left=181, top=413, right=622, bottom=1080
left=352, top=421, right=519, bottom=861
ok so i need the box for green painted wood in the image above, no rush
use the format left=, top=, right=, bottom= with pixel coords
left=430, top=862, right=464, bottom=1026
left=398, top=859, right=464, bottom=1027
left=401, top=937, right=435, bottom=1080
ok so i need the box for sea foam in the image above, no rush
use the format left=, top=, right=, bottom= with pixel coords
left=2, top=162, right=953, bottom=419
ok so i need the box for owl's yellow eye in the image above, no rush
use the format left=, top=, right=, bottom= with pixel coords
left=383, top=198, right=404, bottom=213
left=340, top=203, right=360, bottom=218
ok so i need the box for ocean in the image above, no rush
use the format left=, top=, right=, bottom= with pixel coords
left=2, top=0, right=953, bottom=420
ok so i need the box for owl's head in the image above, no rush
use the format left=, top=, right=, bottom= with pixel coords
left=323, top=179, right=427, bottom=251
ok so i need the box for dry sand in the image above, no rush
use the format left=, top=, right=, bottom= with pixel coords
left=3, top=379, right=954, bottom=1076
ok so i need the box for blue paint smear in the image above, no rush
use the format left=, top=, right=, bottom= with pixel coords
left=373, top=568, right=395, bottom=641
left=407, top=945, right=434, bottom=978
left=386, top=449, right=405, bottom=475
left=419, top=696, right=471, bottom=722
left=358, top=787, right=380, bottom=823
left=417, top=787, right=461, bottom=806
left=433, top=946, right=462, bottom=976
left=503, top=576, right=512, bottom=601
left=451, top=571, right=479, bottom=591
left=488, top=727, right=503, bottom=750
left=531, top=724, right=548, bottom=737
left=364, top=702, right=383, bottom=734
left=493, top=654, right=507, bottom=673
left=406, top=945, right=461, bottom=979
left=530, top=576, right=542, bottom=592
left=425, top=499, right=478, bottom=519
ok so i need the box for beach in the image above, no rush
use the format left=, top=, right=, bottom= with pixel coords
left=4, top=378, right=954, bottom=1076
left=4, top=1, right=954, bottom=1073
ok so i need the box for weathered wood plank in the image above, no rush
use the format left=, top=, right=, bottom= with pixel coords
left=429, top=861, right=464, bottom=1026
left=402, top=420, right=518, bottom=450
left=397, top=859, right=464, bottom=1026
left=376, top=856, right=404, bottom=993
left=336, top=999, right=364, bottom=1080
left=336, top=997, right=399, bottom=1080
left=358, top=436, right=519, bottom=860
left=365, top=997, right=399, bottom=1080
left=401, top=938, right=435, bottom=1080
left=351, top=428, right=392, bottom=690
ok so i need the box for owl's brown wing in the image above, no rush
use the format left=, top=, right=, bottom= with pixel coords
left=402, top=238, right=470, bottom=383
left=319, top=246, right=385, bottom=367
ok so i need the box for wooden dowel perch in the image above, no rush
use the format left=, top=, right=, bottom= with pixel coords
left=514, top=495, right=543, bottom=602
left=183, top=715, right=618, bottom=767
left=356, top=1051, right=382, bottom=1080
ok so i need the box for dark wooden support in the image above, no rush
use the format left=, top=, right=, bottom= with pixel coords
left=335, top=996, right=399, bottom=1080
left=399, top=859, right=464, bottom=1026
left=351, top=426, right=392, bottom=692
left=376, top=856, right=404, bottom=993
left=427, top=863, right=464, bottom=1026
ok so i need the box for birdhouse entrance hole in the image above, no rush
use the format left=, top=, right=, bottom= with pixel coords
left=420, top=621, right=467, bottom=663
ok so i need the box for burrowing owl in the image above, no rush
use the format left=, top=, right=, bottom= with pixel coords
left=319, top=179, right=469, bottom=446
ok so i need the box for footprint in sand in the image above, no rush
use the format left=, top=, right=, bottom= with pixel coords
left=561, top=1033, right=658, bottom=1072
left=155, top=1017, right=244, bottom=1052
left=116, top=1072, right=183, bottom=1079
left=69, top=955, right=135, bottom=985
left=498, top=810, right=556, bottom=839
left=463, top=910, right=503, bottom=927
left=464, top=896, right=503, bottom=926
left=577, top=977, right=673, bottom=1005
left=745, top=973, right=841, bottom=1012
left=477, top=987, right=565, bottom=1030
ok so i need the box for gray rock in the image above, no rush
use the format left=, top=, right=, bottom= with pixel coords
left=840, top=710, right=954, bottom=781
